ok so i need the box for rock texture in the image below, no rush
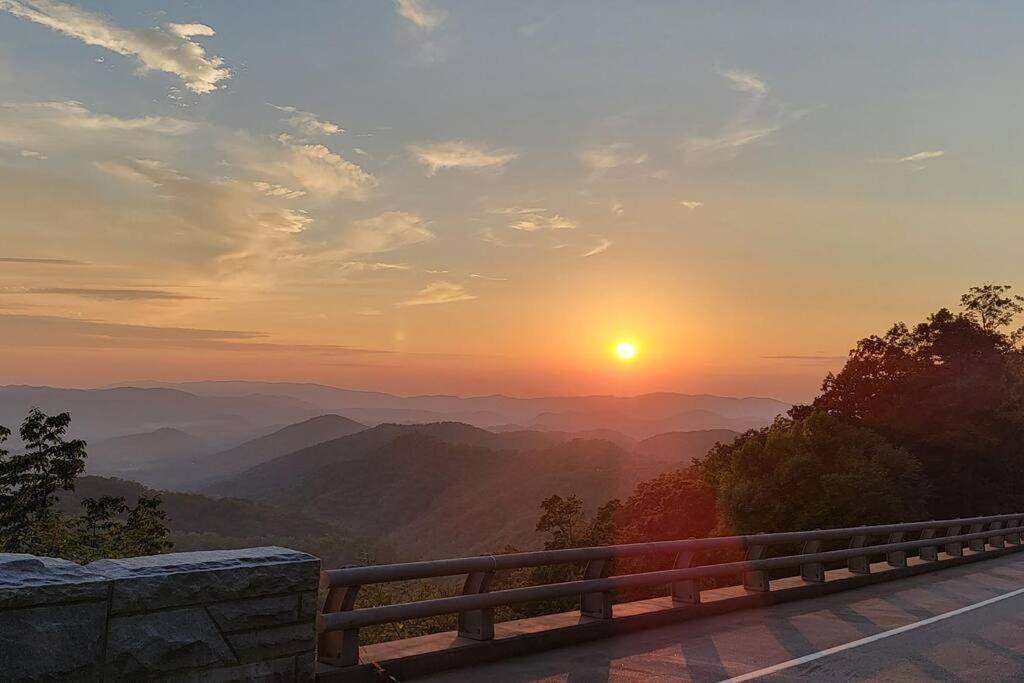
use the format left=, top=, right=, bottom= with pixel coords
left=0, top=547, right=319, bottom=682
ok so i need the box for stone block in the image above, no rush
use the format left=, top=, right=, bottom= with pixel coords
left=209, top=594, right=299, bottom=632
left=88, top=546, right=319, bottom=614
left=299, top=590, right=317, bottom=621
left=162, top=655, right=299, bottom=682
left=105, top=606, right=236, bottom=677
left=0, top=553, right=109, bottom=609
left=0, top=600, right=107, bottom=681
left=227, top=621, right=315, bottom=663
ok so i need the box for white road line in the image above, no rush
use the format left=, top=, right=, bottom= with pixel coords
left=717, top=586, right=1024, bottom=682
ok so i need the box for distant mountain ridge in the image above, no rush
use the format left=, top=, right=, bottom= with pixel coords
left=99, top=381, right=789, bottom=439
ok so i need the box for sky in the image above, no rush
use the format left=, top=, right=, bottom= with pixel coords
left=1, top=1, right=1023, bottom=402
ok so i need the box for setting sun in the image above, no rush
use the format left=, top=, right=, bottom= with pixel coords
left=615, top=341, right=638, bottom=361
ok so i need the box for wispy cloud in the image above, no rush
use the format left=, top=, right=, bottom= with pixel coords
left=718, top=67, right=768, bottom=97
left=25, top=287, right=208, bottom=301
left=398, top=281, right=475, bottom=307
left=610, top=199, right=624, bottom=217
left=410, top=140, right=518, bottom=175
left=680, top=200, right=704, bottom=209
left=19, top=149, right=46, bottom=159
left=338, top=261, right=412, bottom=274
left=491, top=207, right=578, bottom=232
left=270, top=104, right=343, bottom=137
left=682, top=68, right=790, bottom=163
left=683, top=126, right=778, bottom=159
left=0, top=0, right=230, bottom=93
left=394, top=0, right=445, bottom=31
left=579, top=143, right=648, bottom=178
left=0, top=101, right=196, bottom=151
left=897, top=150, right=944, bottom=163
left=0, top=257, right=87, bottom=265
left=468, top=273, right=507, bottom=281
left=252, top=182, right=306, bottom=199
left=581, top=238, right=612, bottom=257
left=243, top=133, right=375, bottom=200
left=337, top=212, right=434, bottom=257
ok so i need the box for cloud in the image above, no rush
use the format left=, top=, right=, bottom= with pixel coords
left=681, top=68, right=789, bottom=162
left=468, top=273, right=507, bottom=281
left=394, top=0, right=445, bottom=31
left=19, top=149, right=46, bottom=159
left=579, top=143, right=648, bottom=178
left=896, top=150, right=944, bottom=163
left=0, top=0, right=230, bottom=93
left=683, top=126, right=778, bottom=158
left=0, top=257, right=87, bottom=265
left=0, top=101, right=196, bottom=150
left=95, top=158, right=316, bottom=266
left=581, top=238, right=612, bottom=257
left=336, top=212, right=434, bottom=257
left=680, top=200, right=704, bottom=209
left=270, top=104, right=343, bottom=137
left=410, top=140, right=518, bottom=175
left=610, top=199, right=624, bottom=217
left=25, top=287, right=208, bottom=301
left=491, top=207, right=578, bottom=232
left=252, top=182, right=306, bottom=199
left=718, top=67, right=768, bottom=97
left=338, top=261, right=411, bottom=273
left=243, top=134, right=375, bottom=199
left=398, top=281, right=475, bottom=307
left=0, top=313, right=397, bottom=356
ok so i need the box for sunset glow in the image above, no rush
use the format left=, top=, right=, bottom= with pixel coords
left=0, top=3, right=1020, bottom=403
left=615, top=341, right=638, bottom=362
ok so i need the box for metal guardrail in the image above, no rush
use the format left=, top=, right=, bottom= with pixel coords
left=318, top=513, right=1024, bottom=666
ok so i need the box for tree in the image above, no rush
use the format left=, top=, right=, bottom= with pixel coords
left=697, top=410, right=928, bottom=534
left=0, top=409, right=171, bottom=562
left=614, top=470, right=716, bottom=544
left=814, top=285, right=1024, bottom=516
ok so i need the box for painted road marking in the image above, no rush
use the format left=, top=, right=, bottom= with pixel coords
left=718, top=586, right=1024, bottom=682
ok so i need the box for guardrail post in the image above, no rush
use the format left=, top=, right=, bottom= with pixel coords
left=580, top=558, right=613, bottom=619
left=743, top=544, right=769, bottom=592
left=799, top=540, right=824, bottom=583
left=919, top=528, right=938, bottom=561
left=848, top=535, right=871, bottom=574
left=944, top=525, right=963, bottom=557
left=968, top=523, right=986, bottom=552
left=988, top=521, right=1005, bottom=549
left=318, top=575, right=361, bottom=667
left=457, top=570, right=495, bottom=640
left=1006, top=519, right=1021, bottom=545
left=670, top=550, right=700, bottom=604
left=886, top=532, right=907, bottom=567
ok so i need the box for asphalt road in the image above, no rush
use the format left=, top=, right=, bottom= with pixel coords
left=419, top=553, right=1024, bottom=682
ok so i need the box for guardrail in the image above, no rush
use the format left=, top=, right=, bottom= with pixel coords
left=318, top=512, right=1024, bottom=666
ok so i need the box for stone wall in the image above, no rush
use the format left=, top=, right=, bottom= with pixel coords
left=0, top=546, right=319, bottom=682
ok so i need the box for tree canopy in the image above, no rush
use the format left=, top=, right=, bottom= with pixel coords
left=815, top=285, right=1024, bottom=516
left=0, top=408, right=171, bottom=563
left=697, top=409, right=928, bottom=533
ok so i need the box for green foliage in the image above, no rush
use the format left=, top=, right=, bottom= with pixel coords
left=815, top=285, right=1024, bottom=516
left=614, top=469, right=716, bottom=544
left=697, top=410, right=928, bottom=534
left=0, top=409, right=171, bottom=563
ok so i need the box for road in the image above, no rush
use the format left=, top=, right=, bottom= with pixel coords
left=419, top=553, right=1024, bottom=682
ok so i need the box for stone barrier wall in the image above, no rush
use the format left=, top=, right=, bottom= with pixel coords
left=0, top=546, right=320, bottom=682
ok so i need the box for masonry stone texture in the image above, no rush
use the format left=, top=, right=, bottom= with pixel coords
left=0, top=546, right=319, bottom=682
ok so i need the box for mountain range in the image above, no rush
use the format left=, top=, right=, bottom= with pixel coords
left=2, top=382, right=788, bottom=443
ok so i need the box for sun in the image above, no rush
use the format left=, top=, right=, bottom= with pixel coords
left=615, top=340, right=638, bottom=361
